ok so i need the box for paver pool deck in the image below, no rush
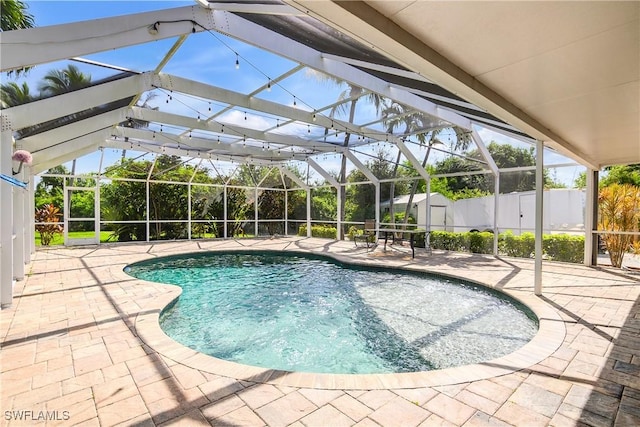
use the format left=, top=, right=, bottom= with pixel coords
left=1, top=237, right=639, bottom=426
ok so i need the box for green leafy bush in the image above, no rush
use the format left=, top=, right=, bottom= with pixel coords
left=298, top=224, right=337, bottom=239
left=469, top=231, right=494, bottom=254
left=430, top=231, right=467, bottom=252
left=430, top=229, right=584, bottom=263
left=543, top=234, right=584, bottom=263
left=499, top=231, right=535, bottom=258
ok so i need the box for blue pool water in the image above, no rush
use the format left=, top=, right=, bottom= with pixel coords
left=126, top=251, right=537, bottom=374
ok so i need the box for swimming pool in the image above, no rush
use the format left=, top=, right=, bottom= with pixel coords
left=126, top=251, right=538, bottom=374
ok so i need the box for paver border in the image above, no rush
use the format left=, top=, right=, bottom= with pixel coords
left=132, top=244, right=566, bottom=390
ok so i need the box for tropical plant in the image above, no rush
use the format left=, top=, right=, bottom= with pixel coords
left=598, top=183, right=640, bottom=267
left=0, top=0, right=34, bottom=31
left=380, top=100, right=472, bottom=227
left=309, top=70, right=384, bottom=239
left=38, top=64, right=91, bottom=95
left=0, top=81, right=34, bottom=107
left=1, top=0, right=35, bottom=77
left=34, top=204, right=63, bottom=246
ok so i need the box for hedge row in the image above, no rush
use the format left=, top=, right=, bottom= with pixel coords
left=430, top=230, right=584, bottom=263
left=297, top=224, right=338, bottom=239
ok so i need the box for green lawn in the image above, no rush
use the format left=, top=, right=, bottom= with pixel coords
left=35, top=231, right=256, bottom=246
left=35, top=231, right=115, bottom=246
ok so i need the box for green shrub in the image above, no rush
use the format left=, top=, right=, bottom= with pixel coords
left=498, top=231, right=536, bottom=258
left=430, top=231, right=493, bottom=254
left=298, top=224, right=337, bottom=239
left=431, top=230, right=584, bottom=263
left=543, top=234, right=584, bottom=263
left=469, top=231, right=494, bottom=254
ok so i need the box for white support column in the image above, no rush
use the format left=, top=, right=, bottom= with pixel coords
left=336, top=184, right=342, bottom=240
left=284, top=189, right=289, bottom=236
left=187, top=183, right=192, bottom=240
left=584, top=169, right=599, bottom=266
left=306, top=189, right=312, bottom=237
left=95, top=179, right=100, bottom=244
left=534, top=140, right=544, bottom=296
left=375, top=183, right=380, bottom=235
left=426, top=177, right=431, bottom=233
left=25, top=173, right=34, bottom=262
left=12, top=167, right=25, bottom=281
left=1, top=129, right=14, bottom=308
left=146, top=181, right=150, bottom=242
left=223, top=185, right=228, bottom=239
left=493, top=173, right=500, bottom=255
left=254, top=187, right=259, bottom=237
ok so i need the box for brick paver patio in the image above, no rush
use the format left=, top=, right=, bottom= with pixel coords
left=1, top=237, right=638, bottom=426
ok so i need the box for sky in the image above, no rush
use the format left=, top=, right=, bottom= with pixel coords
left=6, top=0, right=584, bottom=186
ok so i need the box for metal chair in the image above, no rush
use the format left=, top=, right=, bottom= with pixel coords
left=354, top=219, right=377, bottom=249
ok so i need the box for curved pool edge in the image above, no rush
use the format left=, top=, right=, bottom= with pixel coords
left=132, top=246, right=566, bottom=390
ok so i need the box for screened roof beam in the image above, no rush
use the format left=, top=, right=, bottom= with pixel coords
left=19, top=107, right=130, bottom=154
left=2, top=73, right=149, bottom=130
left=106, top=139, right=289, bottom=167
left=0, top=6, right=211, bottom=72
left=204, top=2, right=303, bottom=16
left=306, top=158, right=340, bottom=189
left=153, top=74, right=388, bottom=145
left=395, top=139, right=430, bottom=181
left=111, top=128, right=308, bottom=162
left=32, top=131, right=111, bottom=174
left=343, top=151, right=378, bottom=185
left=471, top=130, right=499, bottom=175
left=208, top=10, right=471, bottom=131
left=128, top=106, right=336, bottom=153
left=279, top=166, right=308, bottom=190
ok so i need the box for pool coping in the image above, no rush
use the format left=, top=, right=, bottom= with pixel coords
left=132, top=244, right=566, bottom=390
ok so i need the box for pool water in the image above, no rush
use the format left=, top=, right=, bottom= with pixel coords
left=126, top=251, right=537, bottom=374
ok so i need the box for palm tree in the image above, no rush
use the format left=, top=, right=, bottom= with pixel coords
left=0, top=0, right=35, bottom=31
left=38, top=64, right=91, bottom=96
left=380, top=102, right=431, bottom=226
left=38, top=65, right=92, bottom=178
left=0, top=81, right=33, bottom=107
left=1, top=0, right=35, bottom=76
left=381, top=101, right=472, bottom=227
left=314, top=75, right=383, bottom=238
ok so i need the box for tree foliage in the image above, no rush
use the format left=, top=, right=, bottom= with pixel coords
left=100, top=156, right=295, bottom=241
left=0, top=0, right=34, bottom=31
left=0, top=81, right=33, bottom=107
left=432, top=142, right=560, bottom=197
left=600, top=164, right=640, bottom=187
left=1, top=0, right=35, bottom=77
left=345, top=149, right=404, bottom=222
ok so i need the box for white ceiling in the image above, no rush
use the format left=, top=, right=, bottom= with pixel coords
left=288, top=0, right=640, bottom=169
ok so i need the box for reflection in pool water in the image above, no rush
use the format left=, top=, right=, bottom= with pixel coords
left=126, top=251, right=538, bottom=374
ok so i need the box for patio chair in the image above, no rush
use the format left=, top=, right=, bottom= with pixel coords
left=353, top=219, right=377, bottom=249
